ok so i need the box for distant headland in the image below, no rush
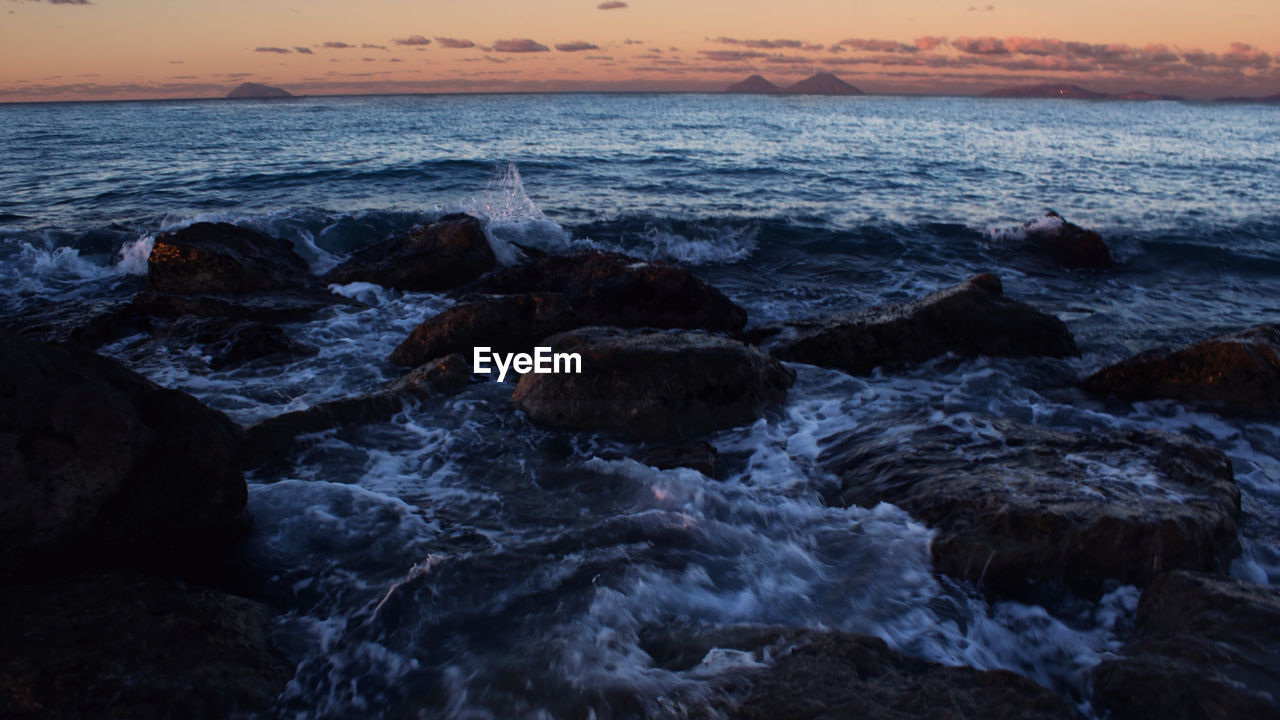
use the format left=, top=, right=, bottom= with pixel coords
left=725, top=73, right=863, bottom=96
left=226, top=82, right=293, bottom=100
left=982, top=83, right=1183, bottom=101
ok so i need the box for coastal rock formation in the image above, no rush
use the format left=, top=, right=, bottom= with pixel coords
left=245, top=354, right=474, bottom=467
left=1021, top=211, right=1113, bottom=269
left=130, top=287, right=356, bottom=323
left=323, top=213, right=497, bottom=292
left=226, top=82, right=292, bottom=99
left=0, top=573, right=292, bottom=720
left=819, top=415, right=1240, bottom=590
left=390, top=292, right=579, bottom=367
left=513, top=328, right=794, bottom=442
left=725, top=75, right=781, bottom=93
left=1, top=296, right=141, bottom=348
left=151, top=317, right=316, bottom=370
left=1092, top=571, right=1280, bottom=719
left=983, top=84, right=1108, bottom=99
left=784, top=72, right=863, bottom=95
left=1082, top=325, right=1280, bottom=415
left=636, top=441, right=719, bottom=477
left=148, top=222, right=318, bottom=294
left=0, top=331, right=248, bottom=579
left=464, top=250, right=747, bottom=332
left=752, top=273, right=1078, bottom=375
left=695, top=630, right=1077, bottom=720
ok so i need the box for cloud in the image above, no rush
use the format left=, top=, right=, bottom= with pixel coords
left=837, top=38, right=917, bottom=53
left=967, top=4, right=995, bottom=10
left=623, top=39, right=644, bottom=45
left=294, top=46, right=314, bottom=55
left=712, top=37, right=806, bottom=50
left=951, top=37, right=1009, bottom=55
left=362, top=43, right=387, bottom=50
left=914, top=36, right=947, bottom=51
left=598, top=1, right=627, bottom=8
left=435, top=37, right=476, bottom=49
left=699, top=49, right=768, bottom=61
left=323, top=41, right=353, bottom=49
left=556, top=41, right=599, bottom=52
left=22, top=0, right=91, bottom=4
left=395, top=35, right=431, bottom=46
left=492, top=38, right=549, bottom=53
left=1223, top=42, right=1273, bottom=68
left=255, top=47, right=292, bottom=54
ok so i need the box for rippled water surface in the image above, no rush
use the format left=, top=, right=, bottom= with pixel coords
left=2, top=94, right=1278, bottom=718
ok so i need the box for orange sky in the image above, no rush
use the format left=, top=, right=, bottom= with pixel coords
left=3, top=0, right=1278, bottom=101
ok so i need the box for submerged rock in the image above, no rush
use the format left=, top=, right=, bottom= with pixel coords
left=130, top=287, right=356, bottom=324
left=1092, top=571, right=1280, bottom=720
left=323, top=213, right=496, bottom=291
left=0, top=572, right=291, bottom=720
left=819, top=415, right=1240, bottom=590
left=464, top=250, right=747, bottom=332
left=152, top=317, right=316, bottom=370
left=716, top=629, right=1078, bottom=720
left=1082, top=324, right=1280, bottom=415
left=148, top=222, right=318, bottom=294
left=0, top=296, right=142, bottom=348
left=390, top=292, right=579, bottom=367
left=513, top=327, right=793, bottom=442
left=754, top=273, right=1078, bottom=375
left=0, top=331, right=249, bottom=580
left=636, top=441, right=719, bottom=477
left=1021, top=211, right=1113, bottom=269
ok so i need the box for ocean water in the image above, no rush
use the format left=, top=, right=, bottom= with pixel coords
left=2, top=93, right=1279, bottom=718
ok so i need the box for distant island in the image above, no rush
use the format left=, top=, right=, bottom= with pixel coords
left=725, top=73, right=863, bottom=96
left=982, top=83, right=1183, bottom=101
left=1215, top=92, right=1280, bottom=103
left=226, top=82, right=293, bottom=100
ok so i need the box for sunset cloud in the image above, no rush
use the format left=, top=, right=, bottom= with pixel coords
left=837, top=38, right=917, bottom=53
left=294, top=47, right=314, bottom=55
left=395, top=35, right=431, bottom=46
left=435, top=37, right=476, bottom=49
left=598, top=1, right=628, bottom=9
left=362, top=43, right=387, bottom=50
left=914, top=36, right=947, bottom=51
left=323, top=41, right=353, bottom=49
left=491, top=38, right=550, bottom=53
left=712, top=37, right=807, bottom=50
left=700, top=49, right=769, bottom=61
left=255, top=47, right=292, bottom=54
left=952, top=37, right=1009, bottom=55
left=555, top=41, right=599, bottom=52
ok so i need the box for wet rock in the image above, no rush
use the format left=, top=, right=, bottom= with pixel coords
left=819, top=415, right=1240, bottom=591
left=754, top=273, right=1078, bottom=376
left=390, top=292, right=579, bottom=367
left=697, top=629, right=1078, bottom=720
left=465, top=250, right=747, bottom=332
left=0, top=331, right=248, bottom=580
left=0, top=572, right=291, bottom=720
left=1092, top=571, right=1280, bottom=720
left=148, top=222, right=318, bottom=294
left=513, top=327, right=794, bottom=442
left=323, top=213, right=496, bottom=291
left=636, top=442, right=719, bottom=477
left=151, top=317, right=315, bottom=370
left=1082, top=324, right=1280, bottom=415
left=246, top=355, right=475, bottom=467
left=130, top=288, right=356, bottom=324
left=0, top=296, right=143, bottom=348
left=1022, top=211, right=1113, bottom=269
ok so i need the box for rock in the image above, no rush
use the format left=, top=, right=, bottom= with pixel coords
left=1020, top=212, right=1113, bottom=269
left=784, top=72, right=864, bottom=95
left=226, top=81, right=292, bottom=99
left=323, top=213, right=497, bottom=292
left=0, top=572, right=291, bottom=720
left=819, top=415, right=1240, bottom=591
left=513, top=327, right=794, bottom=442
left=1082, top=325, right=1280, bottom=415
left=150, top=317, right=316, bottom=370
left=1092, top=571, right=1280, bottom=720
left=130, top=288, right=356, bottom=324
left=729, top=630, right=1078, bottom=720
left=464, top=250, right=747, bottom=332
left=245, top=355, right=475, bottom=467
left=725, top=75, right=781, bottom=93
left=390, top=292, right=579, bottom=367
left=755, top=273, right=1078, bottom=376
left=0, top=331, right=249, bottom=580
left=0, top=296, right=143, bottom=348
left=148, top=222, right=318, bottom=294
left=636, top=441, right=719, bottom=477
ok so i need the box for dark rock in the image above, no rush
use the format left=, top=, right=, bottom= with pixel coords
left=226, top=81, right=292, bottom=99
left=130, top=288, right=356, bottom=324
left=150, top=317, right=315, bottom=370
left=323, top=213, right=496, bottom=292
left=1093, top=571, right=1280, bottom=720
left=465, top=250, right=747, bottom=332
left=635, top=442, right=718, bottom=477
left=0, top=573, right=291, bottom=720
left=784, top=72, right=864, bottom=96
left=513, top=327, right=794, bottom=442
left=725, top=75, right=781, bottom=93
left=1022, top=212, right=1113, bottom=269
left=390, top=292, right=579, bottom=367
left=1, top=297, right=143, bottom=348
left=730, top=630, right=1078, bottom=720
left=756, top=273, right=1079, bottom=375
left=245, top=354, right=474, bottom=467
left=1082, top=324, right=1280, bottom=415
left=819, top=415, right=1240, bottom=591
left=0, top=331, right=248, bottom=580
left=148, top=222, right=318, bottom=294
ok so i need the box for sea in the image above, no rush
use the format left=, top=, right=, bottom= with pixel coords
left=2, top=93, right=1279, bottom=718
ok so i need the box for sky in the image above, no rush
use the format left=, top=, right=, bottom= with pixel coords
left=3, top=0, right=1279, bottom=102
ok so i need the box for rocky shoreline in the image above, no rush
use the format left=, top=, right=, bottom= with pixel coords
left=3, top=214, right=1279, bottom=718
